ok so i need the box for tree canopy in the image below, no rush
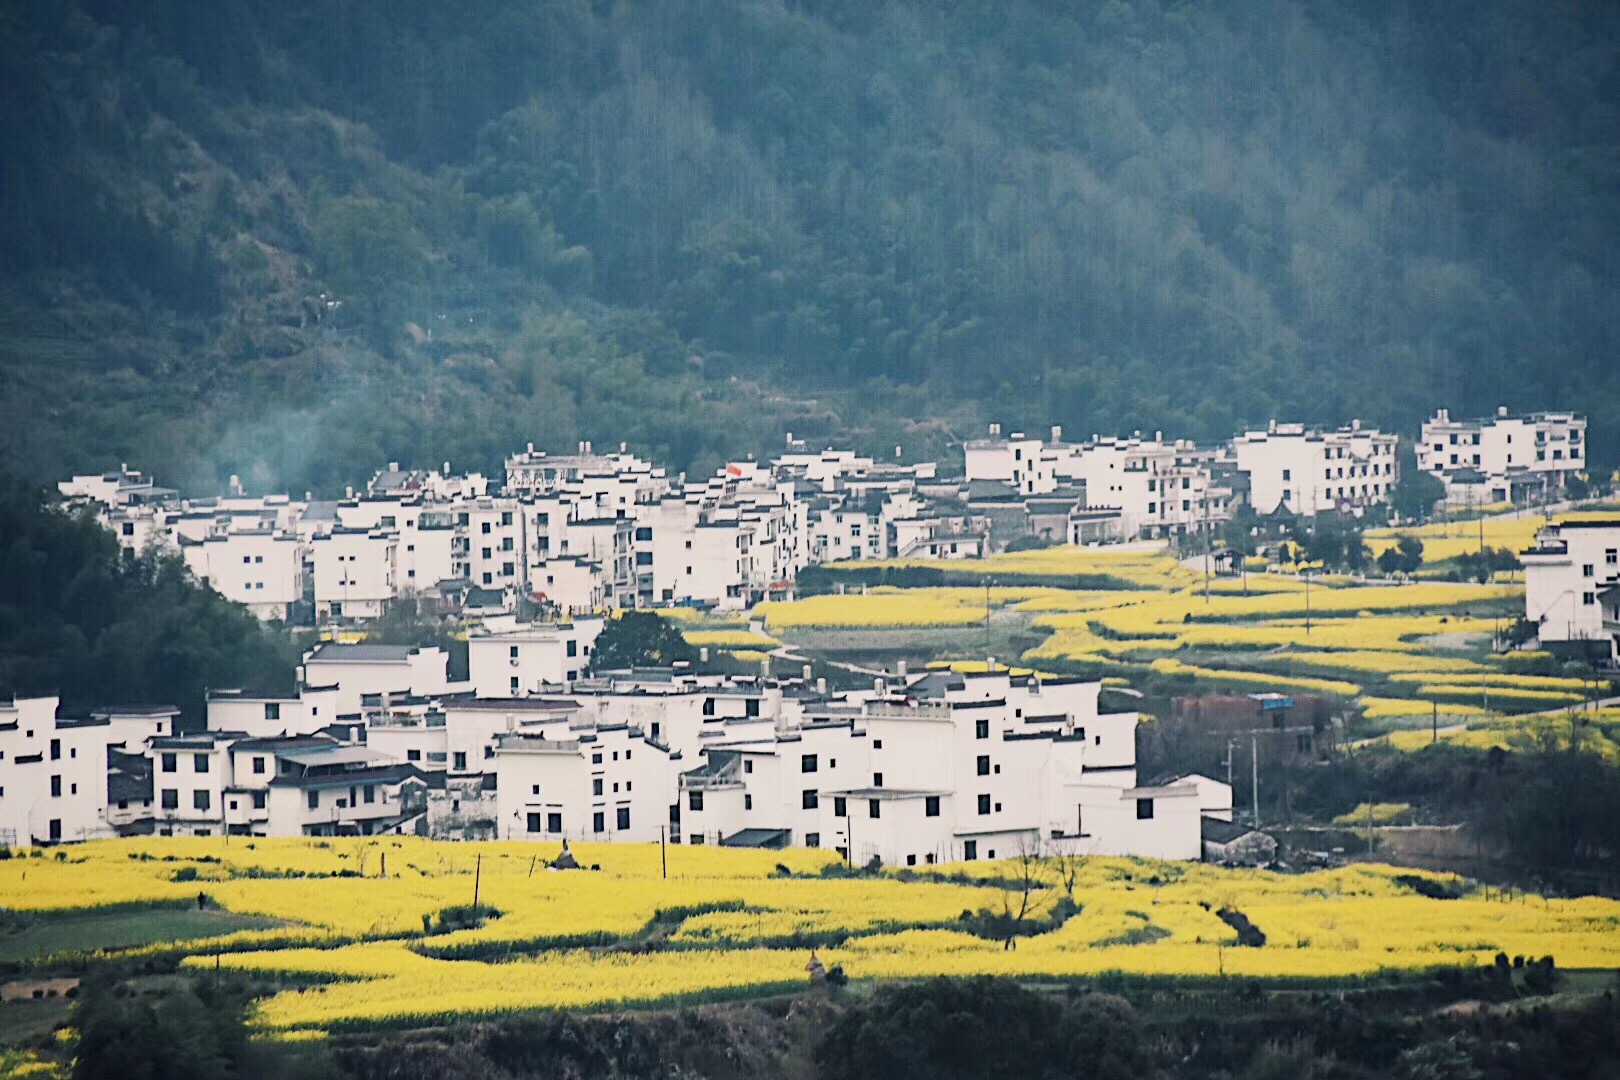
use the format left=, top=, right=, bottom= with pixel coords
left=0, top=477, right=298, bottom=724
left=1, top=1, right=1616, bottom=494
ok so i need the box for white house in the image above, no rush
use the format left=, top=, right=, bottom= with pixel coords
left=964, top=426, right=1058, bottom=496
left=1521, top=517, right=1620, bottom=662
left=1233, top=420, right=1398, bottom=517
left=0, top=697, right=116, bottom=845
left=1420, top=407, right=1587, bottom=506
left=466, top=618, right=605, bottom=698
left=493, top=723, right=675, bottom=843
left=301, top=642, right=450, bottom=717
left=310, top=528, right=397, bottom=620
left=179, top=527, right=304, bottom=621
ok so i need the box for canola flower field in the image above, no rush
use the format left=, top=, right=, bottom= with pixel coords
left=751, top=542, right=1570, bottom=726
left=7, top=838, right=1620, bottom=1035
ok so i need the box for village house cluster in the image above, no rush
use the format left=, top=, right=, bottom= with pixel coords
left=56, top=406, right=1586, bottom=628
left=0, top=640, right=1240, bottom=866
left=9, top=404, right=1594, bottom=854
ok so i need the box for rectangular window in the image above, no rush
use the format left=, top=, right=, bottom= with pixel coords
left=162, top=753, right=177, bottom=773
left=49, top=738, right=60, bottom=761
left=50, top=775, right=62, bottom=797
left=975, top=719, right=989, bottom=739
left=1584, top=564, right=1595, bottom=578
left=805, top=832, right=820, bottom=848
left=307, top=791, right=319, bottom=810
left=964, top=840, right=978, bottom=861
left=873, top=772, right=883, bottom=787
left=453, top=752, right=467, bottom=771
left=801, top=754, right=818, bottom=773
left=264, top=702, right=281, bottom=721
left=689, top=791, right=704, bottom=811
left=253, top=756, right=266, bottom=774
left=925, top=796, right=940, bottom=817
left=593, top=778, right=604, bottom=796
left=978, top=794, right=991, bottom=815
left=744, top=794, right=753, bottom=810
left=802, top=789, right=819, bottom=810
left=616, top=807, right=630, bottom=830
left=1137, top=798, right=1155, bottom=820
left=976, top=754, right=990, bottom=776
left=868, top=799, right=881, bottom=819
left=547, top=811, right=563, bottom=832
left=162, top=789, right=178, bottom=810
left=593, top=811, right=605, bottom=833
left=194, top=753, right=209, bottom=773
left=567, top=639, right=577, bottom=657
left=833, top=796, right=847, bottom=817
left=407, top=749, right=421, bottom=761
left=364, top=785, right=376, bottom=804
left=193, top=790, right=211, bottom=812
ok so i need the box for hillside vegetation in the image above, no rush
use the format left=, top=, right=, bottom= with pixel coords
left=2, top=0, right=1617, bottom=493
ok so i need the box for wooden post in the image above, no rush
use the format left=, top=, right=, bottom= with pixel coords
left=472, top=852, right=482, bottom=910
left=660, top=825, right=668, bottom=880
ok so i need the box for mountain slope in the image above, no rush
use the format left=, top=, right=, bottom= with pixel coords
left=2, top=0, right=1616, bottom=492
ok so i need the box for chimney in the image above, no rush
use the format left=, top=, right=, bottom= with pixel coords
left=761, top=657, right=772, bottom=680
left=874, top=678, right=887, bottom=697
left=388, top=461, right=399, bottom=473
left=786, top=432, right=794, bottom=446
left=1051, top=425, right=1062, bottom=443
left=1268, top=419, right=1278, bottom=434
left=1352, top=418, right=1362, bottom=432
left=584, top=441, right=592, bottom=454
left=895, top=444, right=902, bottom=459
left=816, top=677, right=828, bottom=696
left=1155, top=431, right=1162, bottom=442
left=442, top=461, right=450, bottom=476
left=897, top=659, right=908, bottom=679
left=527, top=442, right=535, bottom=454
left=620, top=442, right=628, bottom=453
left=989, top=422, right=1001, bottom=437
left=802, top=664, right=813, bottom=681
left=345, top=485, right=354, bottom=500
left=1498, top=405, right=1509, bottom=418
left=986, top=656, right=997, bottom=672
left=699, top=647, right=710, bottom=664
left=229, top=474, right=242, bottom=496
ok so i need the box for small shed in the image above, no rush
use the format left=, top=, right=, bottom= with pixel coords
left=1201, top=818, right=1277, bottom=866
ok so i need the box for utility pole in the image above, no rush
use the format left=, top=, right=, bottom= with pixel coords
left=1432, top=700, right=1438, bottom=745
left=1250, top=735, right=1260, bottom=829
left=1304, top=569, right=1312, bottom=636
left=984, top=577, right=992, bottom=653
left=660, top=824, right=667, bottom=880
left=472, top=852, right=482, bottom=910
left=1203, top=493, right=1211, bottom=604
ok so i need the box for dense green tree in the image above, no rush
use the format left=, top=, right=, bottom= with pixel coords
left=590, top=612, right=696, bottom=671
left=0, top=478, right=298, bottom=725
left=1, top=1, right=1618, bottom=494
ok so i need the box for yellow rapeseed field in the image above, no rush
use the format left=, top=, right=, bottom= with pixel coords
left=10, top=840, right=1619, bottom=1033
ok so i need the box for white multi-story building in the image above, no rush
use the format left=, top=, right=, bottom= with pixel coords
left=466, top=619, right=606, bottom=698
left=0, top=697, right=116, bottom=845
left=1233, top=420, right=1398, bottom=517
left=494, top=722, right=675, bottom=843
left=301, top=642, right=450, bottom=718
left=1521, top=517, right=1620, bottom=662
left=964, top=426, right=1059, bottom=496
left=310, top=528, right=397, bottom=620
left=206, top=685, right=344, bottom=738
left=179, top=527, right=304, bottom=621
left=1053, top=435, right=1220, bottom=540
left=1420, top=408, right=1587, bottom=506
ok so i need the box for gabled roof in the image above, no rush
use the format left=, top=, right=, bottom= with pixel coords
left=1202, top=819, right=1266, bottom=845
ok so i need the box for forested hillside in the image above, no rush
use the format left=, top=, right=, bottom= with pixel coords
left=2, top=0, right=1616, bottom=494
